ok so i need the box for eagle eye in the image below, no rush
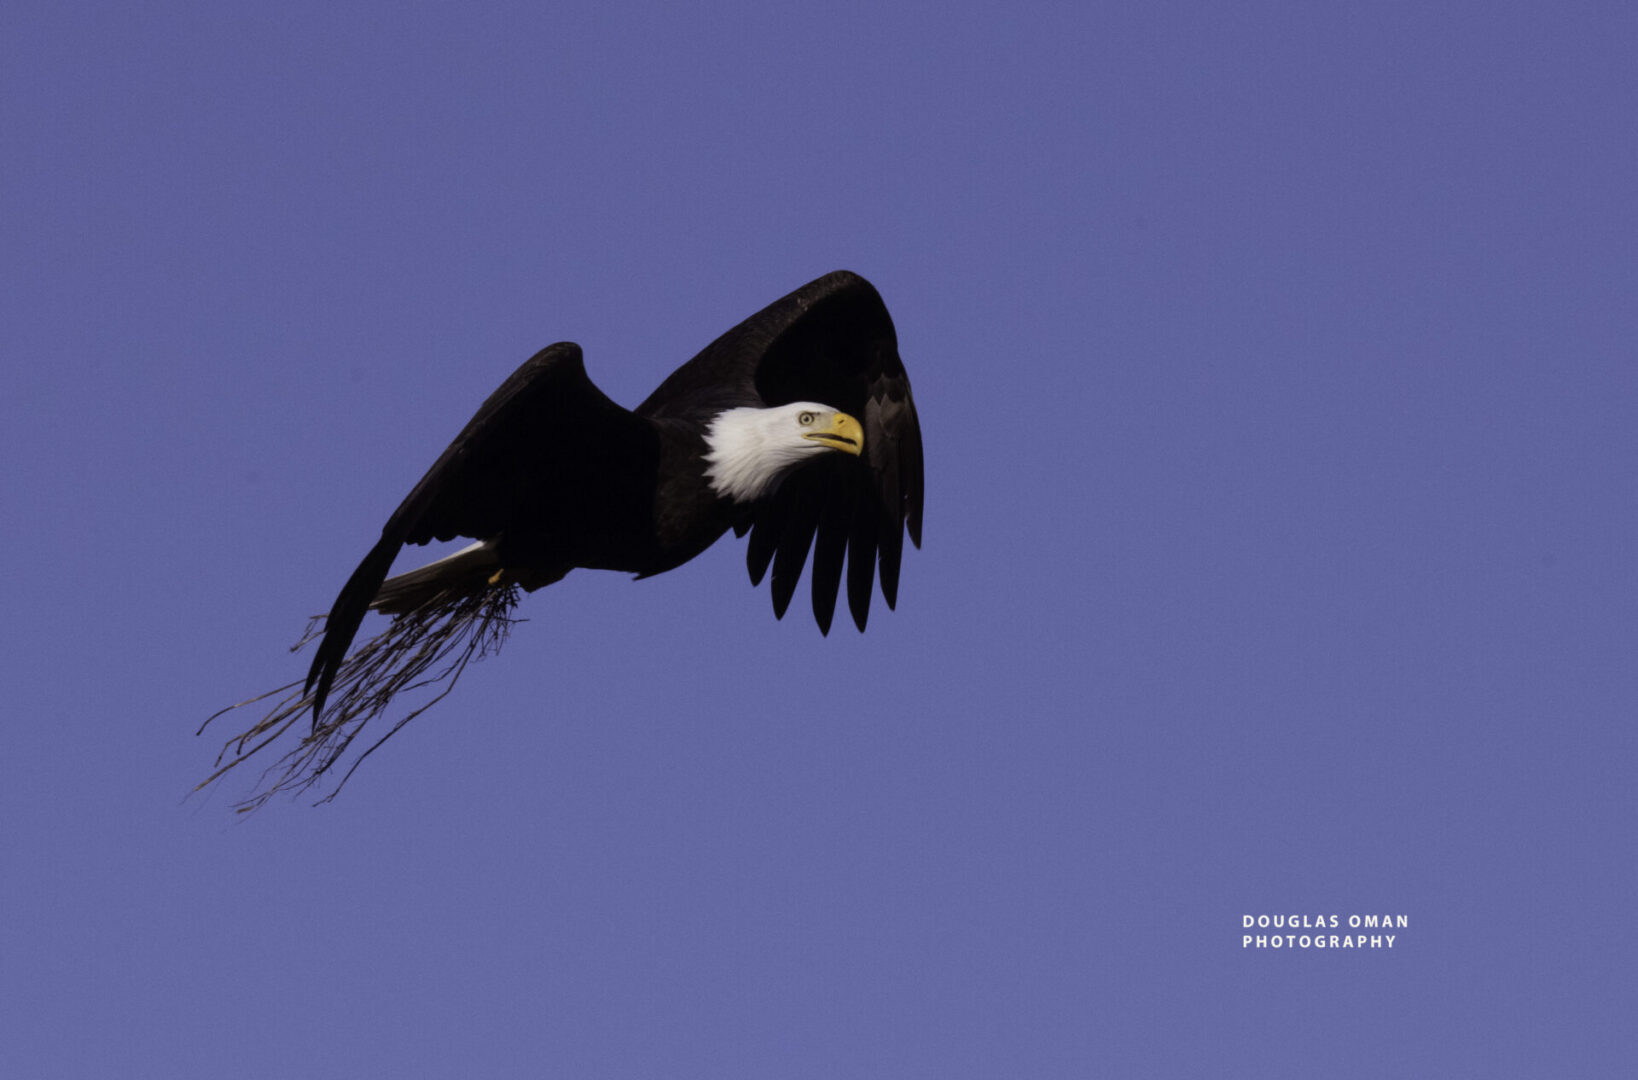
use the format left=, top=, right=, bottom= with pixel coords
left=798, top=410, right=816, bottom=426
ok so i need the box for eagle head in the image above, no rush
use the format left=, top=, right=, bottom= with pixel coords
left=703, top=402, right=863, bottom=503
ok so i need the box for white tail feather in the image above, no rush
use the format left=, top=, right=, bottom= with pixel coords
left=371, top=540, right=501, bottom=614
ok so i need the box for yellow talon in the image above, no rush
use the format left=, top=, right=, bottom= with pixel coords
left=488, top=568, right=506, bottom=585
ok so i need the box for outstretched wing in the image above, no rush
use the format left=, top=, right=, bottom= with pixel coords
left=305, top=343, right=646, bottom=717
left=645, top=270, right=924, bottom=633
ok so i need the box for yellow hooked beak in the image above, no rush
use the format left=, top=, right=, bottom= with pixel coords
left=802, top=411, right=864, bottom=456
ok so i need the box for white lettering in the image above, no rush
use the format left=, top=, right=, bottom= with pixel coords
left=1240, top=921, right=1403, bottom=949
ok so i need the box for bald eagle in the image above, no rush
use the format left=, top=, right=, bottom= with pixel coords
left=200, top=271, right=923, bottom=807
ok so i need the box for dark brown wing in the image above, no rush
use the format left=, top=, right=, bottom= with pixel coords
left=305, top=343, right=649, bottom=717
left=652, top=270, right=923, bottom=633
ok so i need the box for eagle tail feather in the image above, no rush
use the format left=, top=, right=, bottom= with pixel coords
left=371, top=540, right=502, bottom=615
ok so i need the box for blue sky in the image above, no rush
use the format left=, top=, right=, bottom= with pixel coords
left=3, top=2, right=1634, bottom=1076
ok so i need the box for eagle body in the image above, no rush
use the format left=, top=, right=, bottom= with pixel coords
left=203, top=270, right=922, bottom=807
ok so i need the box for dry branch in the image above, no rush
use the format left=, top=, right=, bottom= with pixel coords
left=198, top=585, right=522, bottom=811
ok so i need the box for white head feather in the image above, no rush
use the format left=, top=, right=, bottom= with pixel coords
left=703, top=402, right=861, bottom=503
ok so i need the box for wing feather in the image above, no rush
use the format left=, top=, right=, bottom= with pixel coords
left=768, top=472, right=822, bottom=620
left=808, top=469, right=851, bottom=635
left=306, top=343, right=642, bottom=717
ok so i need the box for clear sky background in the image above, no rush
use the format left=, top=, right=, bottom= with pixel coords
left=3, top=2, right=1634, bottom=1077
